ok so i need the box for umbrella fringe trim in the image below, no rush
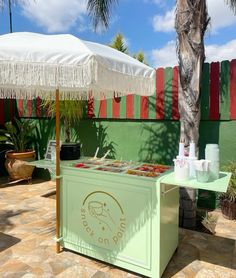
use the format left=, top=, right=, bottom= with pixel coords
left=0, top=59, right=155, bottom=100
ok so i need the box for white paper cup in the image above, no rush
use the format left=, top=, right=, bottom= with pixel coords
left=196, top=170, right=209, bottom=183
left=174, top=165, right=189, bottom=181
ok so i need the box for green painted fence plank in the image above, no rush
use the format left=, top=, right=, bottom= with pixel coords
left=23, top=99, right=28, bottom=117
left=148, top=95, right=156, bottom=119
left=40, top=99, right=46, bottom=118
left=106, top=99, right=113, bottom=118
left=220, top=60, right=230, bottom=120
left=94, top=99, right=100, bottom=118
left=164, top=67, right=173, bottom=119
left=201, top=63, right=210, bottom=120
left=4, top=99, right=11, bottom=122
left=119, top=96, right=126, bottom=119
left=133, top=95, right=141, bottom=119
left=31, top=99, right=36, bottom=117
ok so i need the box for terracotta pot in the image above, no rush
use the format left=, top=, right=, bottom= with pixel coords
left=220, top=199, right=236, bottom=220
left=5, top=150, right=36, bottom=181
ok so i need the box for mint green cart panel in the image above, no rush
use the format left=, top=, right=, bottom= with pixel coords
left=60, top=168, right=179, bottom=278
left=28, top=160, right=230, bottom=278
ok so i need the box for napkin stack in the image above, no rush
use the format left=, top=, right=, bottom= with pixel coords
left=194, top=159, right=211, bottom=172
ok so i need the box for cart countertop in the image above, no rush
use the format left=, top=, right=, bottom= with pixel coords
left=30, top=159, right=231, bottom=193
left=160, top=171, right=231, bottom=193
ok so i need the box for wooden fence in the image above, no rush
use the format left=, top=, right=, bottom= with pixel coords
left=0, top=59, right=236, bottom=124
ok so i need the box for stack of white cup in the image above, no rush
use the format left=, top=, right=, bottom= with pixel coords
left=188, top=142, right=197, bottom=179
left=205, top=144, right=219, bottom=181
left=174, top=142, right=189, bottom=181
left=174, top=141, right=198, bottom=180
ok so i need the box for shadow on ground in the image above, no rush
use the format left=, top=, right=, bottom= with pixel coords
left=162, top=230, right=236, bottom=278
left=0, top=209, right=28, bottom=232
left=0, top=232, right=21, bottom=252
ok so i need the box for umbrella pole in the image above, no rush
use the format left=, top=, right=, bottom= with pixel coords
left=55, top=88, right=61, bottom=253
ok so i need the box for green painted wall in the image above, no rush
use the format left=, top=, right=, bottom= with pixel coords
left=199, top=121, right=236, bottom=165
left=78, top=119, right=236, bottom=166
left=78, top=120, right=180, bottom=165
left=31, top=118, right=236, bottom=167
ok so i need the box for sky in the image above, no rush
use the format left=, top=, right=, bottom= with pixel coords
left=0, top=0, right=236, bottom=68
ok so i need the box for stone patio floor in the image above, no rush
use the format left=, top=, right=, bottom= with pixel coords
left=0, top=178, right=236, bottom=278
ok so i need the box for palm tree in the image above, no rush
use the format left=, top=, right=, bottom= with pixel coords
left=109, top=33, right=128, bottom=53
left=175, top=0, right=210, bottom=149
left=175, top=0, right=235, bottom=229
left=0, top=0, right=30, bottom=33
left=87, top=0, right=118, bottom=29
left=87, top=0, right=236, bottom=149
left=87, top=0, right=236, bottom=229
left=0, top=0, right=13, bottom=32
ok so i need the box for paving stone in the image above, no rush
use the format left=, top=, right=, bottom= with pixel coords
left=0, top=177, right=235, bottom=278
left=0, top=259, right=32, bottom=277
left=92, top=271, right=112, bottom=278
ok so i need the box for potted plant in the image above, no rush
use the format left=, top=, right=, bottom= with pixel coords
left=0, top=118, right=36, bottom=182
left=219, top=161, right=236, bottom=220
left=43, top=99, right=84, bottom=160
left=0, top=133, right=15, bottom=176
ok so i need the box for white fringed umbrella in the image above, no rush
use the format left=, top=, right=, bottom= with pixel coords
left=0, top=32, right=156, bottom=252
left=0, top=32, right=155, bottom=99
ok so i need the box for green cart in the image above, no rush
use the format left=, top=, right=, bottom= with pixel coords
left=31, top=158, right=231, bottom=278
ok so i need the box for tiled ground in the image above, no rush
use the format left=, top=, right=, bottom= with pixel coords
left=0, top=177, right=236, bottom=278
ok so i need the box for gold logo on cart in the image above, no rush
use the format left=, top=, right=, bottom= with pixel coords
left=81, top=191, right=126, bottom=246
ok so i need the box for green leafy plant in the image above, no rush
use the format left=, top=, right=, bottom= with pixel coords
left=0, top=118, right=35, bottom=151
left=43, top=100, right=84, bottom=143
left=219, top=161, right=236, bottom=203
left=201, top=212, right=218, bottom=233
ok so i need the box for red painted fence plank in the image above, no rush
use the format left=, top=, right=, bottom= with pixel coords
left=87, top=96, right=94, bottom=118
left=172, top=66, right=179, bottom=120
left=156, top=68, right=164, bottom=119
left=27, top=99, right=32, bottom=117
left=18, top=99, right=24, bottom=117
left=99, top=99, right=107, bottom=118
left=112, top=97, right=120, bottom=118
left=126, top=94, right=133, bottom=118
left=209, top=62, right=220, bottom=120
left=230, top=59, right=236, bottom=119
left=140, top=96, right=149, bottom=119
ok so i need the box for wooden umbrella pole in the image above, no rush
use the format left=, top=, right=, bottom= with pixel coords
left=55, top=88, right=61, bottom=253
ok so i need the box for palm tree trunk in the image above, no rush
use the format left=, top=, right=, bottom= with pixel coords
left=176, top=0, right=209, bottom=147
left=175, top=0, right=209, bottom=229
left=8, top=0, right=12, bottom=33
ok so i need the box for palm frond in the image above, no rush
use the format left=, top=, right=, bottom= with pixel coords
left=0, top=0, right=28, bottom=8
left=42, top=100, right=84, bottom=143
left=225, top=0, right=236, bottom=14
left=87, top=0, right=118, bottom=29
left=219, top=161, right=236, bottom=203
